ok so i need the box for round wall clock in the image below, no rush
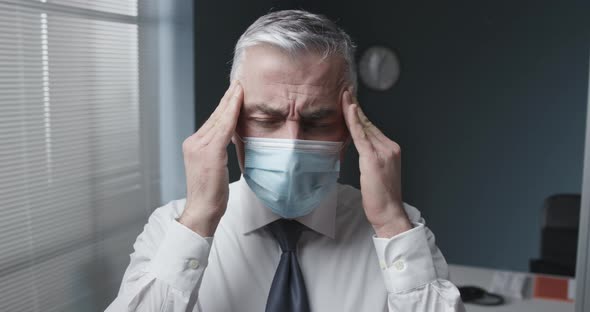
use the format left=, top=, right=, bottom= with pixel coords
left=358, top=46, right=400, bottom=91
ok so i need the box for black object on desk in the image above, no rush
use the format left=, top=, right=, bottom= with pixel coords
left=458, top=286, right=505, bottom=306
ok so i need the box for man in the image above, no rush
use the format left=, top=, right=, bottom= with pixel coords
left=107, top=10, right=464, bottom=312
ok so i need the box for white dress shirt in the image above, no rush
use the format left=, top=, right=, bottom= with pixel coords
left=106, top=177, right=465, bottom=311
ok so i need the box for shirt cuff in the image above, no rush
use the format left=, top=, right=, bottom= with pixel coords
left=372, top=222, right=437, bottom=293
left=149, top=218, right=213, bottom=292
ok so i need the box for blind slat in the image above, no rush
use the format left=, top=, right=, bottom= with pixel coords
left=0, top=1, right=147, bottom=311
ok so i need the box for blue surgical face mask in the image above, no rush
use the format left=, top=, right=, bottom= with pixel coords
left=242, top=137, right=342, bottom=219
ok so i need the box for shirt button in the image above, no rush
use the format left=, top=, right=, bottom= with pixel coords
left=392, top=259, right=406, bottom=272
left=188, top=259, right=200, bottom=270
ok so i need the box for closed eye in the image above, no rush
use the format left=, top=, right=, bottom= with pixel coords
left=302, top=121, right=335, bottom=131
left=251, top=118, right=283, bottom=128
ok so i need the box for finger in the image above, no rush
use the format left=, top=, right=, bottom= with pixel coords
left=356, top=106, right=388, bottom=145
left=195, top=81, right=238, bottom=138
left=341, top=91, right=372, bottom=150
left=355, top=104, right=402, bottom=161
left=345, top=104, right=374, bottom=156
left=200, top=81, right=237, bottom=131
left=341, top=89, right=356, bottom=130
left=212, top=83, right=243, bottom=145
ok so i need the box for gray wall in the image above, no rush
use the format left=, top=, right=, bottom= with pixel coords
left=194, top=0, right=589, bottom=271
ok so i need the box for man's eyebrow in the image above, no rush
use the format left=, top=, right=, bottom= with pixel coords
left=245, top=103, right=288, bottom=117
left=300, top=108, right=338, bottom=120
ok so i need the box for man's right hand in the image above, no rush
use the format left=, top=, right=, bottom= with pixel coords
left=179, top=81, right=243, bottom=237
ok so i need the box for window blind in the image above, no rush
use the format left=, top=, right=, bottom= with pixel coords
left=0, top=1, right=158, bottom=311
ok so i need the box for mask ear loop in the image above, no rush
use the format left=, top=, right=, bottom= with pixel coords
left=232, top=132, right=245, bottom=144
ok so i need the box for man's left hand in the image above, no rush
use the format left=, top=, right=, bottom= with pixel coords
left=342, top=90, right=412, bottom=238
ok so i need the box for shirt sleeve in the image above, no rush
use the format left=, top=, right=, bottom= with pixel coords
left=104, top=201, right=213, bottom=312
left=372, top=222, right=466, bottom=312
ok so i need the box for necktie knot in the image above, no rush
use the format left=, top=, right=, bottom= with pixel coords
left=266, top=219, right=306, bottom=252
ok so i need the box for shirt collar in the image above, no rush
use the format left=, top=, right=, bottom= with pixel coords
left=238, top=175, right=337, bottom=239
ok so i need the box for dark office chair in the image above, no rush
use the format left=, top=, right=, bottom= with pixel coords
left=529, top=194, right=581, bottom=277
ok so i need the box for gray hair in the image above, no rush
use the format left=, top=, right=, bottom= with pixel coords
left=230, top=10, right=357, bottom=93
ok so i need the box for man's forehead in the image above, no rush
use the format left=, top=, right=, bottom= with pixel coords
left=239, top=46, right=346, bottom=93
left=239, top=46, right=346, bottom=114
left=241, top=89, right=341, bottom=116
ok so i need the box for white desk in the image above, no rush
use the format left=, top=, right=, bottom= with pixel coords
left=448, top=264, right=574, bottom=312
